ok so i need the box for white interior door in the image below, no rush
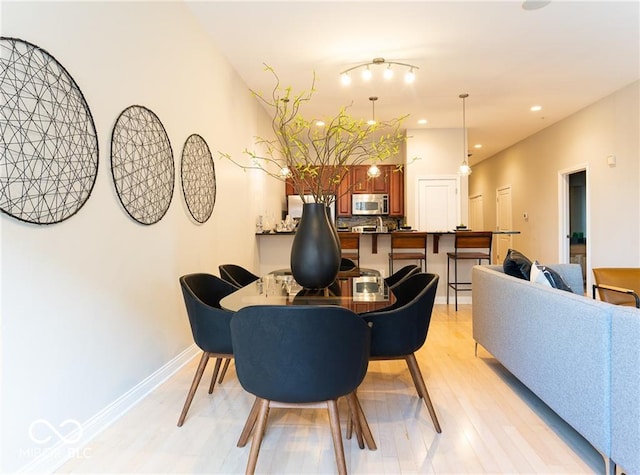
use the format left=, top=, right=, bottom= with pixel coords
left=496, top=185, right=513, bottom=264
left=469, top=194, right=484, bottom=231
left=417, top=177, right=457, bottom=231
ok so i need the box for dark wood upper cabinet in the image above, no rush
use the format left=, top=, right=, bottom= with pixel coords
left=351, top=166, right=370, bottom=193
left=336, top=169, right=352, bottom=216
left=286, top=164, right=404, bottom=217
left=388, top=167, right=404, bottom=217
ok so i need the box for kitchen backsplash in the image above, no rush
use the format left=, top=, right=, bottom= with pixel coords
left=336, top=216, right=406, bottom=231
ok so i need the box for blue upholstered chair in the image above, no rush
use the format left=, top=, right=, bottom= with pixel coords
left=177, top=273, right=237, bottom=427
left=385, top=264, right=420, bottom=289
left=218, top=264, right=259, bottom=289
left=361, top=272, right=442, bottom=433
left=340, top=257, right=357, bottom=271
left=230, top=305, right=373, bottom=474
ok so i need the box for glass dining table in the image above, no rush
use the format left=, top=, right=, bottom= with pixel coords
left=220, top=267, right=396, bottom=313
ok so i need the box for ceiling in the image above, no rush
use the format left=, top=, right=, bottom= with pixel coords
left=187, top=1, right=639, bottom=164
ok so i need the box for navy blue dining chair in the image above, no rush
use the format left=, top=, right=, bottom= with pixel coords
left=177, top=273, right=237, bottom=427
left=361, top=272, right=442, bottom=433
left=218, top=264, right=259, bottom=289
left=385, top=264, right=420, bottom=289
left=230, top=305, right=373, bottom=474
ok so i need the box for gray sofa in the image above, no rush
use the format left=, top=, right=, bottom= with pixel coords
left=472, top=264, right=639, bottom=475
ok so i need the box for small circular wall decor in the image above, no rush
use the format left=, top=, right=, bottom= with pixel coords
left=110, top=105, right=174, bottom=225
left=0, top=37, right=99, bottom=225
left=181, top=134, right=216, bottom=223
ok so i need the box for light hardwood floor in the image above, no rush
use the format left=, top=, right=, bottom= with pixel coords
left=57, top=305, right=603, bottom=474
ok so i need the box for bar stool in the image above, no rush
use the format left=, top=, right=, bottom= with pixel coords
left=446, top=231, right=493, bottom=311
left=388, top=232, right=428, bottom=275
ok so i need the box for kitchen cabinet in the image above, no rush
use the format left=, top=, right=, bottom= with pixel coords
left=351, top=166, right=371, bottom=193
left=337, top=169, right=352, bottom=216
left=351, top=165, right=391, bottom=194
left=371, top=169, right=389, bottom=193
left=388, top=167, right=404, bottom=217
left=286, top=164, right=404, bottom=218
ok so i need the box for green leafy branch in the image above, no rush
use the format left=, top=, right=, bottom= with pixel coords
left=219, top=63, right=408, bottom=205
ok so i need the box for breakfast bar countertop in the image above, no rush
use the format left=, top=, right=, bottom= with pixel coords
left=256, top=229, right=520, bottom=254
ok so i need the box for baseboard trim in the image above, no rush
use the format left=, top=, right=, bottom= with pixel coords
left=18, top=344, right=200, bottom=474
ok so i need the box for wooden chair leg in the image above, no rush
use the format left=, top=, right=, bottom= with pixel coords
left=406, top=360, right=424, bottom=399
left=353, top=391, right=376, bottom=450
left=218, top=358, right=231, bottom=384
left=454, top=258, right=459, bottom=311
left=237, top=397, right=260, bottom=447
left=345, top=393, right=364, bottom=449
left=177, top=351, right=210, bottom=427
left=246, top=398, right=270, bottom=475
left=446, top=257, right=450, bottom=305
left=405, top=353, right=442, bottom=433
left=327, top=400, right=347, bottom=475
left=208, top=358, right=223, bottom=394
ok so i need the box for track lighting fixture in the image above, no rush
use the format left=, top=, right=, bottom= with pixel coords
left=340, top=57, right=419, bottom=85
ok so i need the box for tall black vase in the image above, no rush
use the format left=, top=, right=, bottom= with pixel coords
left=291, top=202, right=341, bottom=289
left=326, top=205, right=342, bottom=259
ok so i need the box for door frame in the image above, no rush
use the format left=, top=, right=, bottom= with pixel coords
left=558, top=164, right=590, bottom=291
left=495, top=184, right=513, bottom=264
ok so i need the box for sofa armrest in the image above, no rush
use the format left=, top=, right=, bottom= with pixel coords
left=611, top=306, right=640, bottom=474
left=593, top=284, right=640, bottom=308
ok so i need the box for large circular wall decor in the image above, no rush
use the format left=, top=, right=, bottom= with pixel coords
left=0, top=37, right=99, bottom=225
left=110, top=105, right=174, bottom=225
left=181, top=134, right=216, bottom=223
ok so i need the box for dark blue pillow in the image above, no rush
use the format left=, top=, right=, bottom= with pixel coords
left=503, top=249, right=532, bottom=280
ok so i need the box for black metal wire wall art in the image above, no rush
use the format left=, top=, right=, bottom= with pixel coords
left=181, top=134, right=216, bottom=223
left=0, top=37, right=99, bottom=225
left=110, top=105, right=174, bottom=225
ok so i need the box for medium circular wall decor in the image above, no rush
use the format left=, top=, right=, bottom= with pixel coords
left=0, top=37, right=99, bottom=225
left=181, top=134, right=216, bottom=223
left=110, top=105, right=174, bottom=225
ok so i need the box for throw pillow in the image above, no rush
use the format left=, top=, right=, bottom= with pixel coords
left=530, top=261, right=573, bottom=292
left=503, top=249, right=533, bottom=280
left=540, top=265, right=573, bottom=292
left=530, top=261, right=552, bottom=287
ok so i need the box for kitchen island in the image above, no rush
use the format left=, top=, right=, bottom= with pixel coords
left=256, top=230, right=520, bottom=303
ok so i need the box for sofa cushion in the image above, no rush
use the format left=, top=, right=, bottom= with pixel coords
left=503, top=249, right=533, bottom=280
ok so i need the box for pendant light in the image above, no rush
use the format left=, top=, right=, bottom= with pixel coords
left=367, top=96, right=381, bottom=178
left=459, top=93, right=472, bottom=176
left=367, top=95, right=377, bottom=126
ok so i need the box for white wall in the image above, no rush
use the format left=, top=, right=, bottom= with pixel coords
left=0, top=2, right=282, bottom=472
left=405, top=128, right=469, bottom=229
left=470, top=81, right=640, bottom=269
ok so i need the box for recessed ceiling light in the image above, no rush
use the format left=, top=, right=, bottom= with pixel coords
left=522, top=0, right=551, bottom=11
left=530, top=105, right=543, bottom=112
left=315, top=120, right=325, bottom=127
left=474, top=144, right=482, bottom=149
left=417, top=118, right=428, bottom=125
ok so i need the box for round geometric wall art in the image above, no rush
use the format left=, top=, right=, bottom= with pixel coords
left=181, top=134, right=216, bottom=223
left=110, top=105, right=174, bottom=225
left=0, top=37, right=99, bottom=225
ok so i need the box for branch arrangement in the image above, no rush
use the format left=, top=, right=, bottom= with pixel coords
left=219, top=64, right=407, bottom=205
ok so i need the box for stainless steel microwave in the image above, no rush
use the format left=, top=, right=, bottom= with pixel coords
left=352, top=194, right=389, bottom=215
